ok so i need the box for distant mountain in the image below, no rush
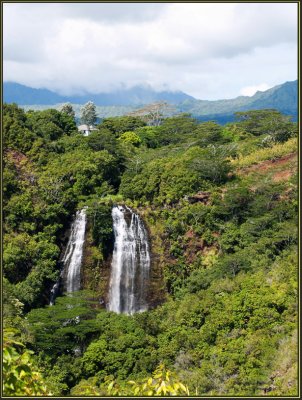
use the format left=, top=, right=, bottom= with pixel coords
left=3, top=82, right=194, bottom=106
left=4, top=80, right=297, bottom=122
left=178, top=80, right=298, bottom=121
left=241, top=80, right=298, bottom=115
left=3, top=82, right=63, bottom=105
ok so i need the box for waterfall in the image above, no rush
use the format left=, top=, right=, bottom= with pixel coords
left=107, top=205, right=150, bottom=315
left=50, top=208, right=87, bottom=304
left=64, top=208, right=87, bottom=293
left=49, top=280, right=61, bottom=306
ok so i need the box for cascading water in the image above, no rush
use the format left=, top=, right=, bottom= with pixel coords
left=107, top=205, right=151, bottom=315
left=49, top=208, right=87, bottom=305
left=64, top=208, right=87, bottom=293
left=49, top=279, right=61, bottom=306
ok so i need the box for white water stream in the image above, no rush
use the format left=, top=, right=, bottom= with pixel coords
left=50, top=208, right=87, bottom=304
left=107, top=205, right=150, bottom=315
left=64, top=209, right=87, bottom=293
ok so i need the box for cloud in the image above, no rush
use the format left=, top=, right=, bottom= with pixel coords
left=3, top=2, right=298, bottom=99
left=4, top=2, right=168, bottom=24
left=61, top=3, right=168, bottom=23
left=240, top=83, right=271, bottom=97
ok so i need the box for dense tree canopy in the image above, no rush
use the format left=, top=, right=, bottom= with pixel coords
left=60, top=103, right=75, bottom=119
left=234, top=109, right=297, bottom=143
left=3, top=103, right=298, bottom=396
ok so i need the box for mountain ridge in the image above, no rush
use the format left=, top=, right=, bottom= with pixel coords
left=3, top=80, right=297, bottom=122
left=3, top=82, right=194, bottom=106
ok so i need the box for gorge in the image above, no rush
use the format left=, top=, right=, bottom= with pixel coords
left=51, top=205, right=151, bottom=314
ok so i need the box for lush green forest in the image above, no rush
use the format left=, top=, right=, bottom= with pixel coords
left=3, top=103, right=298, bottom=396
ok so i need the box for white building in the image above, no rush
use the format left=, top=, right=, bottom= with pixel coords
left=77, top=124, right=98, bottom=136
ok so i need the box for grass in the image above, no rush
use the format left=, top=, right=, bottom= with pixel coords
left=231, top=138, right=297, bottom=168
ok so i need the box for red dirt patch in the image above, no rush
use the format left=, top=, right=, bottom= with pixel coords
left=272, top=170, right=292, bottom=182
left=5, top=150, right=36, bottom=184
left=184, top=229, right=195, bottom=239
left=238, top=152, right=297, bottom=175
left=6, top=150, right=28, bottom=170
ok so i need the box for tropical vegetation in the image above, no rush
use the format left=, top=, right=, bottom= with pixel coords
left=2, top=103, right=298, bottom=396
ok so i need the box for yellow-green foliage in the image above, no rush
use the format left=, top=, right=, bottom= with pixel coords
left=71, top=364, right=189, bottom=396
left=118, top=130, right=142, bottom=146
left=3, top=329, right=52, bottom=396
left=231, top=138, right=297, bottom=168
left=70, top=376, right=106, bottom=396
left=127, top=363, right=190, bottom=396
left=107, top=364, right=189, bottom=396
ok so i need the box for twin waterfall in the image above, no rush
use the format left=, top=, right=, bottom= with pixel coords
left=51, top=205, right=150, bottom=315
left=107, top=206, right=151, bottom=315
left=64, top=208, right=87, bottom=293
left=49, top=209, right=87, bottom=305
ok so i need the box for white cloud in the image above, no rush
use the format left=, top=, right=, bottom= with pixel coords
left=3, top=2, right=298, bottom=99
left=240, top=83, right=271, bottom=97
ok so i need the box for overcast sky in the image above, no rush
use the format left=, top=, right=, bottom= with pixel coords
left=3, top=2, right=298, bottom=100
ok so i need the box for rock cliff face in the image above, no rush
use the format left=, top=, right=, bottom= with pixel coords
left=186, top=191, right=211, bottom=204
left=81, top=206, right=166, bottom=311
left=136, top=207, right=167, bottom=309
left=81, top=218, right=111, bottom=305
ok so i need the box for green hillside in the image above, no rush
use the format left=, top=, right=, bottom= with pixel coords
left=3, top=105, right=298, bottom=396
left=178, top=80, right=297, bottom=119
